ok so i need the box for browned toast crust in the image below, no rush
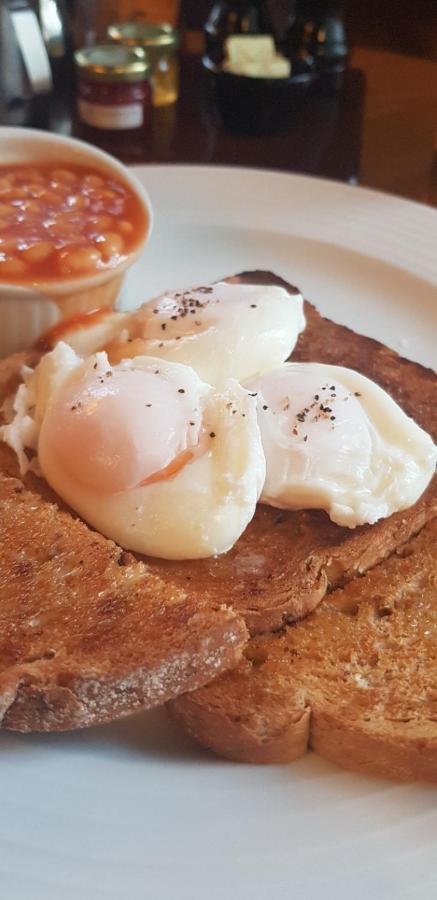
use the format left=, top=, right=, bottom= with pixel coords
left=169, top=518, right=437, bottom=781
left=0, top=474, right=247, bottom=731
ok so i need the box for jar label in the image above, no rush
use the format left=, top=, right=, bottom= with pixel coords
left=78, top=99, right=143, bottom=130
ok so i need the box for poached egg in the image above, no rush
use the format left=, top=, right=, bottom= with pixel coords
left=250, top=362, right=436, bottom=528
left=54, top=280, right=305, bottom=387
left=2, top=342, right=266, bottom=559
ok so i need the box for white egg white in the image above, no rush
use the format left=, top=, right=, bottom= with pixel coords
left=252, top=362, right=436, bottom=528
left=101, top=281, right=305, bottom=386
left=4, top=345, right=266, bottom=560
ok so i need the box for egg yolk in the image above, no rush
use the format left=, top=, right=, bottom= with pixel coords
left=38, top=366, right=200, bottom=494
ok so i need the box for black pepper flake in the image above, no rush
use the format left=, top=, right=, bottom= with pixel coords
left=314, top=394, right=319, bottom=400
left=232, top=409, right=237, bottom=414
left=178, top=388, right=185, bottom=393
left=175, top=336, right=181, bottom=340
left=158, top=342, right=164, bottom=348
left=303, top=435, right=308, bottom=442
left=330, top=385, right=336, bottom=390
left=296, top=411, right=306, bottom=422
left=146, top=403, right=152, bottom=407
left=171, top=315, right=177, bottom=321
left=242, top=413, right=246, bottom=417
left=250, top=304, right=257, bottom=308
left=248, top=392, right=258, bottom=397
left=161, top=323, right=166, bottom=330
left=262, top=404, right=268, bottom=411
left=354, top=391, right=362, bottom=397
left=330, top=415, right=336, bottom=421
left=189, top=421, right=195, bottom=426
left=127, top=338, right=133, bottom=343
left=209, top=431, right=216, bottom=438
left=226, top=402, right=233, bottom=409
left=105, top=371, right=113, bottom=377
left=93, top=362, right=98, bottom=370
left=154, top=369, right=160, bottom=374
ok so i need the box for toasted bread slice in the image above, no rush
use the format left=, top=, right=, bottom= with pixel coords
left=0, top=352, right=247, bottom=733
left=0, top=472, right=247, bottom=731
left=168, top=517, right=437, bottom=782
left=168, top=275, right=437, bottom=780
left=0, top=271, right=435, bottom=732
left=146, top=272, right=437, bottom=633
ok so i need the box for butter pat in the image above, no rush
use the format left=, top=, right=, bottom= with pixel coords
left=224, top=35, right=291, bottom=79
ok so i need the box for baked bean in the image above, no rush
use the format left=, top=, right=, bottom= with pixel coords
left=118, top=220, right=134, bottom=235
left=5, top=189, right=27, bottom=203
left=21, top=241, right=54, bottom=264
left=89, top=214, right=113, bottom=231
left=22, top=200, right=41, bottom=215
left=38, top=190, right=60, bottom=206
left=66, top=194, right=87, bottom=210
left=0, top=257, right=28, bottom=276
left=26, top=183, right=47, bottom=198
left=96, top=231, right=125, bottom=261
left=51, top=168, right=78, bottom=184
left=16, top=169, right=43, bottom=183
left=59, top=246, right=103, bottom=274
left=83, top=174, right=104, bottom=190
left=0, top=238, right=19, bottom=254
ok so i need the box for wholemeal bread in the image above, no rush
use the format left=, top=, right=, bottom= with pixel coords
left=168, top=275, right=437, bottom=780
left=0, top=271, right=435, bottom=733
left=0, top=355, right=248, bottom=732
left=144, top=272, right=437, bottom=634
left=168, top=517, right=437, bottom=781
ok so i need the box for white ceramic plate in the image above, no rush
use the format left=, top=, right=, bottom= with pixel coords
left=2, top=166, right=437, bottom=900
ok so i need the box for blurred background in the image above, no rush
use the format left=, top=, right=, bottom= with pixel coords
left=0, top=0, right=436, bottom=203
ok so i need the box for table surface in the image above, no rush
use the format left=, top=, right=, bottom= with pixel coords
left=2, top=46, right=436, bottom=207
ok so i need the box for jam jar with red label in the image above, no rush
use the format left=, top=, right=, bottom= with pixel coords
left=75, top=44, right=152, bottom=133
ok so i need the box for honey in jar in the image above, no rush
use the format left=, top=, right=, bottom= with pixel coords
left=108, top=22, right=179, bottom=108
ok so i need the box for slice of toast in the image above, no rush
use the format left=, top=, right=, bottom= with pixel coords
left=145, top=272, right=437, bottom=634
left=0, top=272, right=435, bottom=732
left=168, top=275, right=437, bottom=781
left=168, top=516, right=437, bottom=782
left=0, top=355, right=248, bottom=733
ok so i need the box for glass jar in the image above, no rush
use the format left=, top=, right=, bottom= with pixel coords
left=74, top=44, right=152, bottom=131
left=107, top=22, right=179, bottom=108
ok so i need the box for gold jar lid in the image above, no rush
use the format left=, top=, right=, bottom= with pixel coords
left=108, top=21, right=179, bottom=51
left=75, top=44, right=150, bottom=82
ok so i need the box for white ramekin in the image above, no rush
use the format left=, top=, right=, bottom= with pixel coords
left=0, top=127, right=153, bottom=358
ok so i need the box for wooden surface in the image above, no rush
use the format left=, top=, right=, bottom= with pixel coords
left=351, top=48, right=437, bottom=205
left=0, top=45, right=436, bottom=207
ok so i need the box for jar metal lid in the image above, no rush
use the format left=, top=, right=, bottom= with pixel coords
left=108, top=21, right=179, bottom=50
left=75, top=44, right=150, bottom=82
